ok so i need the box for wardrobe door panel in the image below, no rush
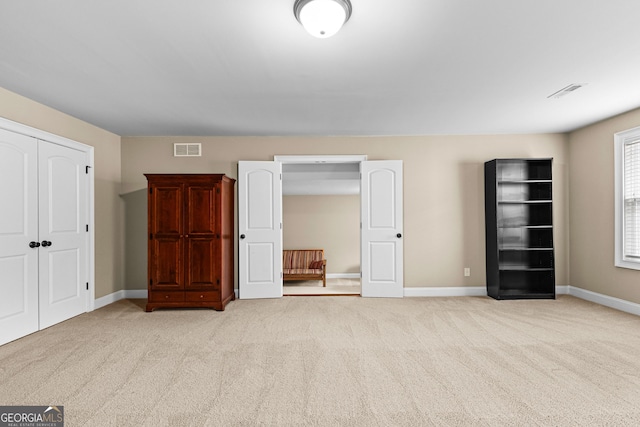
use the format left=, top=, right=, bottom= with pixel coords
left=150, top=238, right=182, bottom=290
left=148, top=183, right=183, bottom=291
left=185, top=237, right=218, bottom=290
left=186, top=185, right=217, bottom=235
left=151, top=186, right=182, bottom=235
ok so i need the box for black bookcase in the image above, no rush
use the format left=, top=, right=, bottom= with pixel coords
left=484, top=159, right=555, bottom=300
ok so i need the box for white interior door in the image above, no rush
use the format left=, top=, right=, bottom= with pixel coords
left=238, top=161, right=283, bottom=299
left=361, top=160, right=404, bottom=297
left=38, top=141, right=88, bottom=329
left=0, top=129, right=39, bottom=346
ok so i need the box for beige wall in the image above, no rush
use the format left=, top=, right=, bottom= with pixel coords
left=121, top=134, right=569, bottom=289
left=283, top=195, right=360, bottom=274
left=6, top=80, right=640, bottom=302
left=568, top=107, right=640, bottom=304
left=0, top=87, right=123, bottom=299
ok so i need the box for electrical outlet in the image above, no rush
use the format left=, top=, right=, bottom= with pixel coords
left=464, top=268, right=470, bottom=277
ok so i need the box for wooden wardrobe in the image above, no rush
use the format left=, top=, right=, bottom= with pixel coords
left=145, top=174, right=235, bottom=312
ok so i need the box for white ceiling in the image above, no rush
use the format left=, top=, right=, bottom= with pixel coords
left=1, top=0, right=640, bottom=137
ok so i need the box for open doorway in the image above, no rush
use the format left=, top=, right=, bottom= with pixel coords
left=282, top=194, right=361, bottom=296
left=279, top=158, right=362, bottom=296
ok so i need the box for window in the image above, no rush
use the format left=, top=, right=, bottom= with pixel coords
left=615, top=125, right=640, bottom=269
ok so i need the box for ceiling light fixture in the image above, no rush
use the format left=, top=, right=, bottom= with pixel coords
left=294, top=0, right=352, bottom=39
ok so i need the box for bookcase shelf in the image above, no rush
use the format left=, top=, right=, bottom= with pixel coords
left=485, top=159, right=556, bottom=300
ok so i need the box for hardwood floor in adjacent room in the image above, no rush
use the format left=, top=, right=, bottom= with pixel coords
left=284, top=277, right=360, bottom=296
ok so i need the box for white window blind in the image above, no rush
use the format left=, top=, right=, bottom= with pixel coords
left=615, top=126, right=640, bottom=269
left=624, top=139, right=640, bottom=259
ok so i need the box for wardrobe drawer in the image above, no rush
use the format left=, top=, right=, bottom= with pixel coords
left=148, top=291, right=184, bottom=303
left=185, top=291, right=217, bottom=302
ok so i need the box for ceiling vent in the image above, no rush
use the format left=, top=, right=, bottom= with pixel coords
left=547, top=83, right=586, bottom=99
left=173, top=143, right=201, bottom=157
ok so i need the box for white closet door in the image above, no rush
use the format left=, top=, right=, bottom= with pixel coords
left=361, top=160, right=404, bottom=297
left=38, top=141, right=88, bottom=329
left=238, top=161, right=283, bottom=299
left=0, top=129, right=39, bottom=346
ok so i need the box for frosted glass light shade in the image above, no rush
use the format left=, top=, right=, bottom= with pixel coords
left=294, top=0, right=352, bottom=38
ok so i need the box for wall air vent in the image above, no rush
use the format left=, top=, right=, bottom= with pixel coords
left=547, top=83, right=586, bottom=99
left=173, top=143, right=201, bottom=157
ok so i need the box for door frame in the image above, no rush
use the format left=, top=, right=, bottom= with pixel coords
left=276, top=155, right=366, bottom=293
left=0, top=117, right=95, bottom=311
left=275, top=155, right=367, bottom=165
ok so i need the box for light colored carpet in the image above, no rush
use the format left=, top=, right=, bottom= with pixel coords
left=284, top=277, right=360, bottom=295
left=2, top=295, right=640, bottom=426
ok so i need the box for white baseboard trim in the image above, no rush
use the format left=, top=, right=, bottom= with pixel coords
left=94, top=286, right=639, bottom=318
left=568, top=286, right=640, bottom=316
left=403, top=285, right=569, bottom=298
left=404, top=286, right=487, bottom=297
left=326, top=273, right=361, bottom=279
left=94, top=289, right=147, bottom=310
left=94, top=290, right=125, bottom=310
